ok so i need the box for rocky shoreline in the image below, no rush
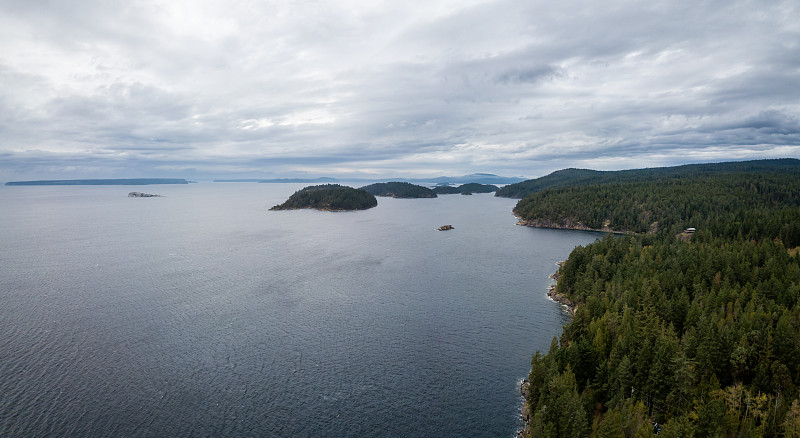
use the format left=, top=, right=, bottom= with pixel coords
left=518, top=261, right=575, bottom=438
left=515, top=215, right=630, bottom=235
left=518, top=380, right=532, bottom=438
left=546, top=261, right=576, bottom=316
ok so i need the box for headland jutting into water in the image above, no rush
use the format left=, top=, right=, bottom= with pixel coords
left=510, top=158, right=800, bottom=437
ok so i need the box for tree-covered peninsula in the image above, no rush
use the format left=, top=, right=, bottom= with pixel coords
left=519, top=162, right=800, bottom=437
left=513, top=170, right=800, bottom=238
left=497, top=158, right=800, bottom=199
left=432, top=183, right=499, bottom=195
left=269, top=184, right=377, bottom=211
left=359, top=181, right=437, bottom=198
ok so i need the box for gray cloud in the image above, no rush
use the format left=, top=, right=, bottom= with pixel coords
left=0, top=0, right=798, bottom=181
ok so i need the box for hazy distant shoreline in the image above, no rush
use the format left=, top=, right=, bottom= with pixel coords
left=5, top=178, right=190, bottom=186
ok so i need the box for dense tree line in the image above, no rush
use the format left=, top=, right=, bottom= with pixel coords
left=496, top=168, right=603, bottom=198
left=521, top=168, right=800, bottom=437
left=513, top=172, right=800, bottom=247
left=433, top=183, right=499, bottom=195
left=269, top=184, right=377, bottom=211
left=497, top=158, right=800, bottom=199
left=359, top=181, right=437, bottom=198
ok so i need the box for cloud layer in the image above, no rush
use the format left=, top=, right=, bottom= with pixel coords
left=1, top=0, right=798, bottom=180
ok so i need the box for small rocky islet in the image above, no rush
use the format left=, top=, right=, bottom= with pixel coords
left=128, top=192, right=163, bottom=197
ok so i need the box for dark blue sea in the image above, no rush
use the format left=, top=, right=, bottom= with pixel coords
left=0, top=183, right=599, bottom=437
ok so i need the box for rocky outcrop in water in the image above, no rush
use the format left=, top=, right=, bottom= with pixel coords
left=128, top=192, right=162, bottom=197
left=437, top=225, right=454, bottom=231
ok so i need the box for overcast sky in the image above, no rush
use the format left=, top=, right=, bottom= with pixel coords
left=1, top=0, right=798, bottom=180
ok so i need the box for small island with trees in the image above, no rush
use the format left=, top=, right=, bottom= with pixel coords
left=432, top=183, right=499, bottom=195
left=269, top=184, right=377, bottom=211
left=359, top=181, right=437, bottom=198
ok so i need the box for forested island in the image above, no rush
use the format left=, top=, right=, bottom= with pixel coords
left=518, top=159, right=800, bottom=437
left=359, top=181, right=437, bottom=198
left=432, top=183, right=499, bottom=195
left=269, top=184, right=377, bottom=211
left=5, top=178, right=190, bottom=186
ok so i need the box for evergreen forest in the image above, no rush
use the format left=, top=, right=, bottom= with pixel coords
left=432, top=183, right=499, bottom=195
left=269, top=184, right=377, bottom=211
left=359, top=181, right=437, bottom=198
left=497, top=158, right=800, bottom=199
left=519, top=161, right=800, bottom=437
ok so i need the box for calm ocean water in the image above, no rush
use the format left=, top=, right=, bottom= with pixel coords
left=0, top=183, right=599, bottom=437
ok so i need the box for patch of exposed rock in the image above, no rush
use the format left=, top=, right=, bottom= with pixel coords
left=518, top=380, right=532, bottom=438
left=515, top=216, right=628, bottom=234
left=548, top=284, right=576, bottom=316
left=128, top=192, right=162, bottom=197
left=547, top=261, right=575, bottom=315
left=549, top=261, right=565, bottom=281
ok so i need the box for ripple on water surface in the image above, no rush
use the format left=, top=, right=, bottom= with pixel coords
left=0, top=184, right=600, bottom=437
